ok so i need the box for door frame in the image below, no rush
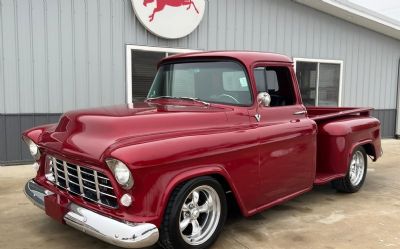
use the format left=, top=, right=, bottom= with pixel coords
left=125, top=45, right=199, bottom=103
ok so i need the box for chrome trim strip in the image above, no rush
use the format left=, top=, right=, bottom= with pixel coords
left=63, top=161, right=70, bottom=190
left=24, top=180, right=159, bottom=249
left=80, top=170, right=94, bottom=177
left=83, top=184, right=97, bottom=192
left=99, top=191, right=117, bottom=199
left=76, top=166, right=84, bottom=194
left=52, top=157, right=59, bottom=184
left=94, top=171, right=101, bottom=201
left=98, top=183, right=113, bottom=189
left=81, top=178, right=96, bottom=184
left=57, top=175, right=66, bottom=181
left=293, top=110, right=307, bottom=115
left=97, top=175, right=109, bottom=181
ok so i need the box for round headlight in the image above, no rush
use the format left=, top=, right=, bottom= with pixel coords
left=114, top=162, right=130, bottom=185
left=23, top=137, right=41, bottom=160
left=106, top=159, right=134, bottom=189
left=29, top=143, right=38, bottom=156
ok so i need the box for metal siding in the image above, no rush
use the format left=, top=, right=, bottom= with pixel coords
left=20, top=114, right=34, bottom=160
left=2, top=0, right=20, bottom=113
left=216, top=0, right=226, bottom=50
left=60, top=0, right=75, bottom=111
left=1, top=0, right=400, bottom=114
left=0, top=0, right=4, bottom=114
left=0, top=114, right=62, bottom=164
left=74, top=0, right=89, bottom=109
left=372, top=110, right=396, bottom=138
left=46, top=0, right=63, bottom=112
left=397, top=59, right=400, bottom=137
left=5, top=115, right=21, bottom=161
left=112, top=0, right=126, bottom=105
left=87, top=0, right=101, bottom=107
left=16, top=0, right=34, bottom=113
left=31, top=0, right=47, bottom=113
left=225, top=0, right=235, bottom=50
left=268, top=0, right=277, bottom=52
left=99, top=0, right=113, bottom=106
left=0, top=115, right=5, bottom=162
left=207, top=0, right=217, bottom=50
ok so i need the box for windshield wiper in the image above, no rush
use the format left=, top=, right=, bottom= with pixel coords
left=146, top=96, right=210, bottom=106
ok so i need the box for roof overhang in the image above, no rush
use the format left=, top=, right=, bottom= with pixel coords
left=294, top=0, right=400, bottom=40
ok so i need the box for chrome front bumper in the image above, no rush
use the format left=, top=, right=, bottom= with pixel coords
left=24, top=179, right=159, bottom=248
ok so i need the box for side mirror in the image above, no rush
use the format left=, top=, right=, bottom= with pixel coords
left=257, top=92, right=271, bottom=107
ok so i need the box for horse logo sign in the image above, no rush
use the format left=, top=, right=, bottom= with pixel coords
left=131, top=0, right=206, bottom=39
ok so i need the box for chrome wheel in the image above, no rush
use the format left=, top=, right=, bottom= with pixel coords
left=349, top=150, right=365, bottom=186
left=179, top=185, right=221, bottom=246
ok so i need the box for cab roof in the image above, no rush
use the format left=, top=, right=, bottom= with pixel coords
left=159, top=51, right=293, bottom=66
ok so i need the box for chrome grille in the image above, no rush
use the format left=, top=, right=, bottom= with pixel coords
left=51, top=158, right=118, bottom=209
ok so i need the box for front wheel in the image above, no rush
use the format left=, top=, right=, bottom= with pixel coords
left=159, top=177, right=227, bottom=249
left=332, top=146, right=367, bottom=193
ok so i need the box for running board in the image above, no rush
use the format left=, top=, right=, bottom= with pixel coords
left=314, top=173, right=346, bottom=185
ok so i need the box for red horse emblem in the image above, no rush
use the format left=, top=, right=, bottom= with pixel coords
left=143, top=0, right=200, bottom=22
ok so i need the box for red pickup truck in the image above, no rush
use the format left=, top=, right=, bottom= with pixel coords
left=23, top=51, right=382, bottom=249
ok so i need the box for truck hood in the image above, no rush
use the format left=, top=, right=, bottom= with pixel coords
left=38, top=102, right=230, bottom=162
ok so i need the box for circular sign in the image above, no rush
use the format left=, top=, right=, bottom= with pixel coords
left=131, top=0, right=206, bottom=39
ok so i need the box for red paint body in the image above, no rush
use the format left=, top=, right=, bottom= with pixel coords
left=23, top=51, right=381, bottom=227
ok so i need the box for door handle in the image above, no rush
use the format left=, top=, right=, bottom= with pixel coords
left=293, top=110, right=307, bottom=115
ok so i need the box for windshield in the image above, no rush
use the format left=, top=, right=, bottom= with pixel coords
left=147, top=61, right=253, bottom=106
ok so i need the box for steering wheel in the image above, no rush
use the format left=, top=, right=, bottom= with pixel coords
left=215, top=94, right=240, bottom=104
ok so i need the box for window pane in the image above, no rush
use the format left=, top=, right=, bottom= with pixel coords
left=222, top=71, right=249, bottom=92
left=148, top=61, right=253, bottom=106
left=253, top=67, right=295, bottom=107
left=254, top=68, right=267, bottom=92
left=318, top=63, right=340, bottom=106
left=296, top=62, right=318, bottom=106
left=132, top=50, right=165, bottom=101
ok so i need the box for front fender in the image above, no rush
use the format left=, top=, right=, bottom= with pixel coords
left=22, top=124, right=55, bottom=143
left=107, top=127, right=260, bottom=227
left=157, top=165, right=247, bottom=224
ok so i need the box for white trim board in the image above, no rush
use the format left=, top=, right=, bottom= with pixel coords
left=293, top=58, right=344, bottom=107
left=125, top=45, right=200, bottom=103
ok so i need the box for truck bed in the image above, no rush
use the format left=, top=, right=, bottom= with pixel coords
left=306, top=106, right=373, bottom=122
left=306, top=106, right=379, bottom=185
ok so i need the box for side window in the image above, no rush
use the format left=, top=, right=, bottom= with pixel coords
left=253, top=66, right=296, bottom=107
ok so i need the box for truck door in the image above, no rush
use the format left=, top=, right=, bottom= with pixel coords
left=252, top=65, right=317, bottom=206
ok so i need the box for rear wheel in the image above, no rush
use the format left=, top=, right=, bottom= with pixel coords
left=159, top=177, right=227, bottom=249
left=332, top=146, right=367, bottom=193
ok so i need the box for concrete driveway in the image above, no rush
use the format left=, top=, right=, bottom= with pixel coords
left=0, top=139, right=399, bottom=249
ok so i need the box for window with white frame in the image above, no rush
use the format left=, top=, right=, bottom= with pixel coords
left=126, top=45, right=199, bottom=103
left=294, top=58, right=343, bottom=107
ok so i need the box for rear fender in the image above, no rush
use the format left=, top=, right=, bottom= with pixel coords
left=348, top=140, right=373, bottom=167
left=316, top=117, right=381, bottom=176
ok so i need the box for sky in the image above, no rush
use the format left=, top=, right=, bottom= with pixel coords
left=349, top=0, right=400, bottom=23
